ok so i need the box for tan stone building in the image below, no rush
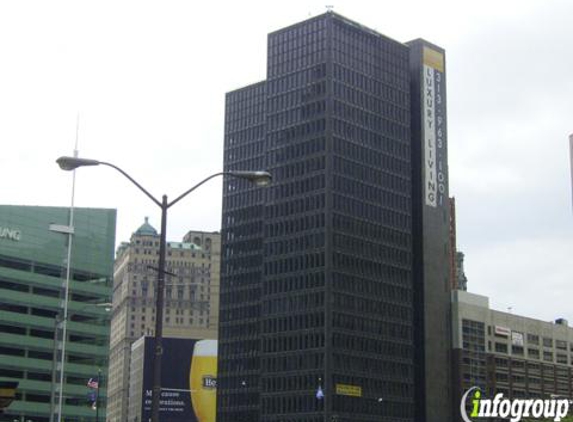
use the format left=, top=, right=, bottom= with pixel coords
left=106, top=218, right=220, bottom=422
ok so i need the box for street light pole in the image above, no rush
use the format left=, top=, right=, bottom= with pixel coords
left=95, top=368, right=102, bottom=422
left=56, top=156, right=271, bottom=422
left=152, top=194, right=168, bottom=422
left=49, top=302, right=110, bottom=422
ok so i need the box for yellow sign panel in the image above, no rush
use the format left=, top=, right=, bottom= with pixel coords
left=423, top=47, right=444, bottom=72
left=190, top=340, right=217, bottom=422
left=335, top=383, right=362, bottom=397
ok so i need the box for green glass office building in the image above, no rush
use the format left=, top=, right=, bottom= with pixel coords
left=0, top=205, right=116, bottom=422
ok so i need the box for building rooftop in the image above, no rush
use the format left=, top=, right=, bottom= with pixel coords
left=167, top=241, right=201, bottom=251
left=134, top=217, right=158, bottom=237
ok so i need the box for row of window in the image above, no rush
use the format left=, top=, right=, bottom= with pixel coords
left=218, top=354, right=259, bottom=372
left=220, top=270, right=262, bottom=287
left=0, top=254, right=106, bottom=283
left=225, top=103, right=265, bottom=127
left=268, top=48, right=327, bottom=78
left=264, top=231, right=325, bottom=256
left=333, top=118, right=409, bottom=155
left=219, top=320, right=260, bottom=340
left=264, top=191, right=325, bottom=221
left=263, top=332, right=325, bottom=353
left=492, top=341, right=570, bottom=364
left=267, top=78, right=326, bottom=116
left=333, top=174, right=410, bottom=212
left=219, top=287, right=260, bottom=308
left=332, top=271, right=411, bottom=299
left=269, top=16, right=326, bottom=46
left=333, top=86, right=408, bottom=125
left=226, top=81, right=265, bottom=105
left=225, top=103, right=264, bottom=128
left=333, top=64, right=408, bottom=99
left=333, top=213, right=411, bottom=249
left=332, top=48, right=409, bottom=93
left=268, top=136, right=325, bottom=164
left=333, top=139, right=411, bottom=177
left=333, top=252, right=411, bottom=283
left=333, top=292, right=411, bottom=321
left=268, top=65, right=326, bottom=99
left=262, top=291, right=325, bottom=315
left=269, top=23, right=326, bottom=56
left=333, top=193, right=410, bottom=231
left=224, top=183, right=266, bottom=210
left=333, top=313, right=411, bottom=340
left=261, top=351, right=323, bottom=373
left=331, top=18, right=408, bottom=62
left=333, top=352, right=412, bottom=379
left=269, top=117, right=326, bottom=144
left=269, top=174, right=325, bottom=201
left=263, top=271, right=325, bottom=295
left=262, top=312, right=325, bottom=334
left=264, top=251, right=325, bottom=276
left=225, top=133, right=265, bottom=158
left=220, top=303, right=260, bottom=321
left=333, top=232, right=410, bottom=266
left=224, top=253, right=263, bottom=274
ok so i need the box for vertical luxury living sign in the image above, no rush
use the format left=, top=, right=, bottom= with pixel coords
left=422, top=47, right=446, bottom=208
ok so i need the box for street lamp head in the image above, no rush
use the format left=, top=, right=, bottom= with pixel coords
left=56, top=156, right=100, bottom=171
left=228, top=170, right=272, bottom=187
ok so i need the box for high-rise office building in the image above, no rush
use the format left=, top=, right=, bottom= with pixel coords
left=106, top=219, right=220, bottom=422
left=219, top=12, right=451, bottom=422
left=0, top=205, right=116, bottom=422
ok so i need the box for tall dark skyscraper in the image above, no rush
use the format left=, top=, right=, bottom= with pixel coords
left=219, top=12, right=451, bottom=422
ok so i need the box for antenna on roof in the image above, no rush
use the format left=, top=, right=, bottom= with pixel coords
left=74, top=113, right=80, bottom=158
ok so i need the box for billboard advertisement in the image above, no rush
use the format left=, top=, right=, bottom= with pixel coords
left=422, top=46, right=447, bottom=208
left=141, top=338, right=217, bottom=422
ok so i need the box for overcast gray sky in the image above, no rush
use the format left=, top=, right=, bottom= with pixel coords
left=1, top=0, right=571, bottom=322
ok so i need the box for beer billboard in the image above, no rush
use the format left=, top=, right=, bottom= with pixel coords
left=139, top=337, right=217, bottom=422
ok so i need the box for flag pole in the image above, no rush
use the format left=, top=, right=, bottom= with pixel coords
left=95, top=368, right=101, bottom=422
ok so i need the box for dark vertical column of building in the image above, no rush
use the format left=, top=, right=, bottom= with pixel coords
left=449, top=197, right=458, bottom=290
left=218, top=81, right=267, bottom=422
left=329, top=15, right=415, bottom=422
left=260, top=15, right=329, bottom=422
left=407, top=39, right=453, bottom=422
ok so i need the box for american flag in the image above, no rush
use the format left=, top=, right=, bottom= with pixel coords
left=87, top=378, right=99, bottom=389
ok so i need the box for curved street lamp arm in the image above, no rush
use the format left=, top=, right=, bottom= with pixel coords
left=99, top=161, right=162, bottom=208
left=167, top=172, right=225, bottom=209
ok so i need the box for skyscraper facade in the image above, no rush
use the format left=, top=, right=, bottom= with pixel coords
left=0, top=205, right=116, bottom=422
left=107, top=220, right=220, bottom=422
left=219, top=12, right=451, bottom=422
left=408, top=38, right=452, bottom=421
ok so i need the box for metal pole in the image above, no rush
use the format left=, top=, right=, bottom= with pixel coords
left=56, top=214, right=75, bottom=422
left=49, top=315, right=63, bottom=422
left=96, top=368, right=101, bottom=422
left=56, top=142, right=79, bottom=422
left=150, top=195, right=168, bottom=422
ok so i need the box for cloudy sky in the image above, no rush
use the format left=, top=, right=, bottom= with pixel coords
left=1, top=0, right=571, bottom=322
